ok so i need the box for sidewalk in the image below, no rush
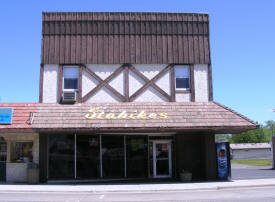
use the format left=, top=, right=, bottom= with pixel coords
left=0, top=178, right=275, bottom=193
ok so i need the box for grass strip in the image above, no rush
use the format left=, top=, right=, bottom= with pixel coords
left=231, top=159, right=272, bottom=166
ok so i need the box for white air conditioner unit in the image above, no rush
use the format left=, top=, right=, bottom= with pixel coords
left=62, top=91, right=77, bottom=103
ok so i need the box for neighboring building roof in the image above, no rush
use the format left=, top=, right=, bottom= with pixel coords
left=0, top=103, right=38, bottom=132
left=230, top=143, right=271, bottom=150
left=41, top=12, right=210, bottom=65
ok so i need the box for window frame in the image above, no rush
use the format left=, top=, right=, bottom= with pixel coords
left=174, top=65, right=191, bottom=90
left=63, top=66, right=79, bottom=92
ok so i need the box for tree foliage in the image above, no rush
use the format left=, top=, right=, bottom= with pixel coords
left=230, top=120, right=275, bottom=143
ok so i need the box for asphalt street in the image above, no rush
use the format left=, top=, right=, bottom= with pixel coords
left=231, top=164, right=275, bottom=180
left=0, top=186, right=275, bottom=202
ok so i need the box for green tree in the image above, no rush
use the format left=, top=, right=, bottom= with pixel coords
left=265, top=120, right=275, bottom=137
left=215, top=134, right=231, bottom=142
left=231, top=120, right=274, bottom=143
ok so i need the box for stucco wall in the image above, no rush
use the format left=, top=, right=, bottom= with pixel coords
left=232, top=148, right=272, bottom=160
left=82, top=70, right=98, bottom=97
left=82, top=64, right=171, bottom=102
left=42, top=64, right=210, bottom=103
left=175, top=93, right=191, bottom=102
left=82, top=64, right=123, bottom=102
left=43, top=65, right=59, bottom=103
left=0, top=133, right=39, bottom=183
left=194, top=64, right=209, bottom=102
left=129, top=64, right=169, bottom=102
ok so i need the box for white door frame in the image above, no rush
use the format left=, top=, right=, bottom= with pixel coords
left=153, top=140, right=172, bottom=178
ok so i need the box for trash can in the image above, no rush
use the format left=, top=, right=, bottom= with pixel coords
left=27, top=163, right=39, bottom=184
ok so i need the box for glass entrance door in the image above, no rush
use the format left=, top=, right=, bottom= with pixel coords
left=0, top=142, right=7, bottom=181
left=153, top=141, right=172, bottom=178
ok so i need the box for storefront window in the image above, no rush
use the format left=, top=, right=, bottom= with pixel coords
left=126, top=136, right=148, bottom=178
left=0, top=142, right=7, bottom=162
left=11, top=142, right=33, bottom=163
left=149, top=141, right=153, bottom=177
left=76, top=135, right=100, bottom=179
left=102, top=136, right=124, bottom=178
left=49, top=134, right=74, bottom=179
left=48, top=134, right=151, bottom=180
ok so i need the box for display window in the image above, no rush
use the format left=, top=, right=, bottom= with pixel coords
left=11, top=142, right=33, bottom=163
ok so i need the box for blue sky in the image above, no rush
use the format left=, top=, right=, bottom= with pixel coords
left=0, top=0, right=274, bottom=124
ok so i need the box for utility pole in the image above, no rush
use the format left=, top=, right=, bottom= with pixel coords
left=272, top=136, right=275, bottom=169
left=272, top=122, right=275, bottom=169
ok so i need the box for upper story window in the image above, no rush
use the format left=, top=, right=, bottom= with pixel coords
left=63, top=66, right=79, bottom=91
left=175, top=66, right=190, bottom=90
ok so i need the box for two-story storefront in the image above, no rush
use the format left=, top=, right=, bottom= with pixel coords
left=0, top=12, right=258, bottom=183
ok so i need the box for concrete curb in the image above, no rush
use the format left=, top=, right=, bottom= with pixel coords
left=216, top=184, right=275, bottom=190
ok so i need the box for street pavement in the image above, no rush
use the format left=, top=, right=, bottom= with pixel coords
left=0, top=186, right=275, bottom=201
left=231, top=163, right=275, bottom=180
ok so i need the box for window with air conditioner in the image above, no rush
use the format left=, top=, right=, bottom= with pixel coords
left=62, top=66, right=79, bottom=103
left=175, top=66, right=190, bottom=90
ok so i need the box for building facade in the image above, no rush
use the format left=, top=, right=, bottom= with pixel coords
left=0, top=12, right=258, bottom=183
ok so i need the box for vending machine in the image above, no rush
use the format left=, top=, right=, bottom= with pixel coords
left=216, top=142, right=231, bottom=180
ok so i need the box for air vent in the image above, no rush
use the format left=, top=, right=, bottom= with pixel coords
left=62, top=91, right=77, bottom=103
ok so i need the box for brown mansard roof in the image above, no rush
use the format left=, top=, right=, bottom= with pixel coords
left=41, top=12, right=210, bottom=65
left=0, top=102, right=257, bottom=134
